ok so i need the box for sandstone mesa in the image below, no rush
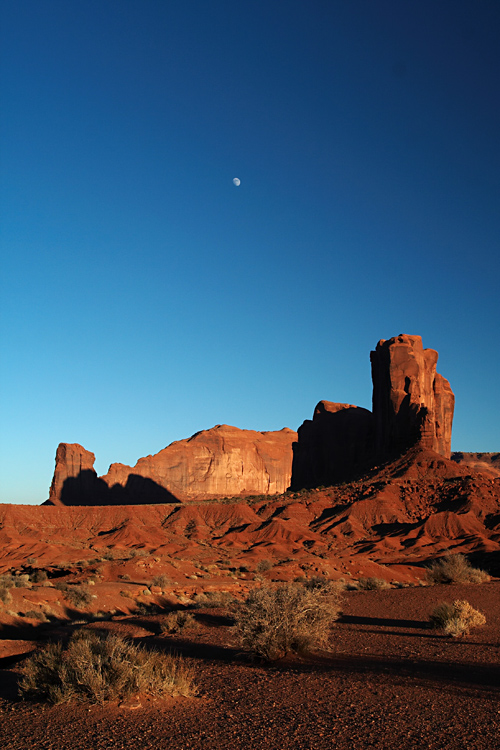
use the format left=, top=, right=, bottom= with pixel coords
left=47, top=333, right=457, bottom=506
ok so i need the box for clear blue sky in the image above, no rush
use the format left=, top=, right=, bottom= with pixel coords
left=1, top=1, right=499, bottom=504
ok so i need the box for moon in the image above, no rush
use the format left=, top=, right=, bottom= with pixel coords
left=232, top=177, right=241, bottom=186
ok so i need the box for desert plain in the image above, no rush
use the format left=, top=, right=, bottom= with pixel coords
left=1, top=335, right=499, bottom=749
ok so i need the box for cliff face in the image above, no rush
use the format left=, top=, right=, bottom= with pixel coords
left=47, top=426, right=297, bottom=505
left=48, top=443, right=98, bottom=505
left=102, top=425, right=297, bottom=500
left=47, top=334, right=456, bottom=504
left=291, top=334, right=455, bottom=489
left=370, top=334, right=454, bottom=459
left=290, top=402, right=374, bottom=489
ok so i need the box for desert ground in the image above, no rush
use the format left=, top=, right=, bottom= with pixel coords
left=0, top=567, right=499, bottom=750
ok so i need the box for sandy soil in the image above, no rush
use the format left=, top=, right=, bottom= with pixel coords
left=1, top=581, right=499, bottom=750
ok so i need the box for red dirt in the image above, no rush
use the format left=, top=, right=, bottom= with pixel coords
left=1, top=445, right=499, bottom=748
left=1, top=582, right=499, bottom=750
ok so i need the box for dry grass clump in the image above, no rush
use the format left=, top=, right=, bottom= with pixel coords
left=160, top=610, right=198, bottom=635
left=151, top=574, right=172, bottom=589
left=30, top=570, right=48, bottom=583
left=192, top=590, right=236, bottom=609
left=53, top=582, right=93, bottom=609
left=426, top=554, right=490, bottom=585
left=357, top=577, right=391, bottom=590
left=256, top=559, right=274, bottom=573
left=0, top=575, right=14, bottom=605
left=19, top=629, right=196, bottom=704
left=233, top=581, right=342, bottom=661
left=430, top=599, right=486, bottom=637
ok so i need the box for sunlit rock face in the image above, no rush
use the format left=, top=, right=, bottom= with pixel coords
left=47, top=426, right=297, bottom=505
left=47, top=335, right=455, bottom=505
left=370, top=334, right=454, bottom=459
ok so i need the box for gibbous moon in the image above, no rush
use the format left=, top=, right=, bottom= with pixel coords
left=233, top=177, right=241, bottom=186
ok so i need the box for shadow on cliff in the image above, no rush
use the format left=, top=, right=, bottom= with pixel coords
left=290, top=406, right=375, bottom=490
left=47, top=470, right=179, bottom=506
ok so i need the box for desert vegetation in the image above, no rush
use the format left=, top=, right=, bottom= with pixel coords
left=18, top=629, right=196, bottom=704
left=429, top=599, right=486, bottom=637
left=53, top=582, right=93, bottom=609
left=233, top=580, right=342, bottom=661
left=426, top=554, right=490, bottom=585
left=356, top=577, right=391, bottom=590
left=160, top=610, right=198, bottom=635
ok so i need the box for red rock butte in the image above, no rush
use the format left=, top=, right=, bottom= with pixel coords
left=47, top=334, right=456, bottom=505
left=48, top=426, right=297, bottom=505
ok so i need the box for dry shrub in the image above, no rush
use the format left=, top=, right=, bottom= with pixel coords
left=233, top=581, right=342, bottom=661
left=160, top=610, right=198, bottom=634
left=256, top=559, right=274, bottom=573
left=30, top=570, right=48, bottom=584
left=0, top=575, right=15, bottom=605
left=151, top=574, right=171, bottom=589
left=19, top=629, right=196, bottom=704
left=426, top=554, right=489, bottom=585
left=430, top=599, right=486, bottom=637
left=54, top=582, right=93, bottom=609
left=357, top=577, right=391, bottom=590
left=192, top=590, right=235, bottom=609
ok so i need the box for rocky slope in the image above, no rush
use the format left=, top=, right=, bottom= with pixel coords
left=5, top=446, right=500, bottom=582
left=451, top=452, right=500, bottom=479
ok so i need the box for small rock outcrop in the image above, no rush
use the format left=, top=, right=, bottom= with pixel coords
left=290, top=402, right=374, bottom=489
left=370, top=334, right=454, bottom=459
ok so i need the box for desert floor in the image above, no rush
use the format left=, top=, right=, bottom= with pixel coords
left=1, top=581, right=499, bottom=750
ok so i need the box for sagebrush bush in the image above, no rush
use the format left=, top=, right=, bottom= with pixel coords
left=19, top=629, right=196, bottom=704
left=151, top=574, right=171, bottom=589
left=160, top=610, right=197, bottom=634
left=192, top=590, right=235, bottom=608
left=54, top=582, right=93, bottom=609
left=357, top=577, right=391, bottom=590
left=426, top=554, right=489, bottom=585
left=430, top=599, right=486, bottom=637
left=256, top=559, right=273, bottom=573
left=233, top=581, right=342, bottom=661
left=30, top=570, right=48, bottom=584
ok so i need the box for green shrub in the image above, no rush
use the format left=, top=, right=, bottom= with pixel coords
left=19, top=629, right=196, bottom=704
left=233, top=581, right=342, bottom=661
left=426, top=554, right=490, bottom=585
left=430, top=599, right=486, bottom=637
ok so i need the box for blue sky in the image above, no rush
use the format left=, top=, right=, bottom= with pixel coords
left=1, top=1, right=499, bottom=504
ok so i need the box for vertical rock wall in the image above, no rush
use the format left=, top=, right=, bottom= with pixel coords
left=370, top=334, right=454, bottom=459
